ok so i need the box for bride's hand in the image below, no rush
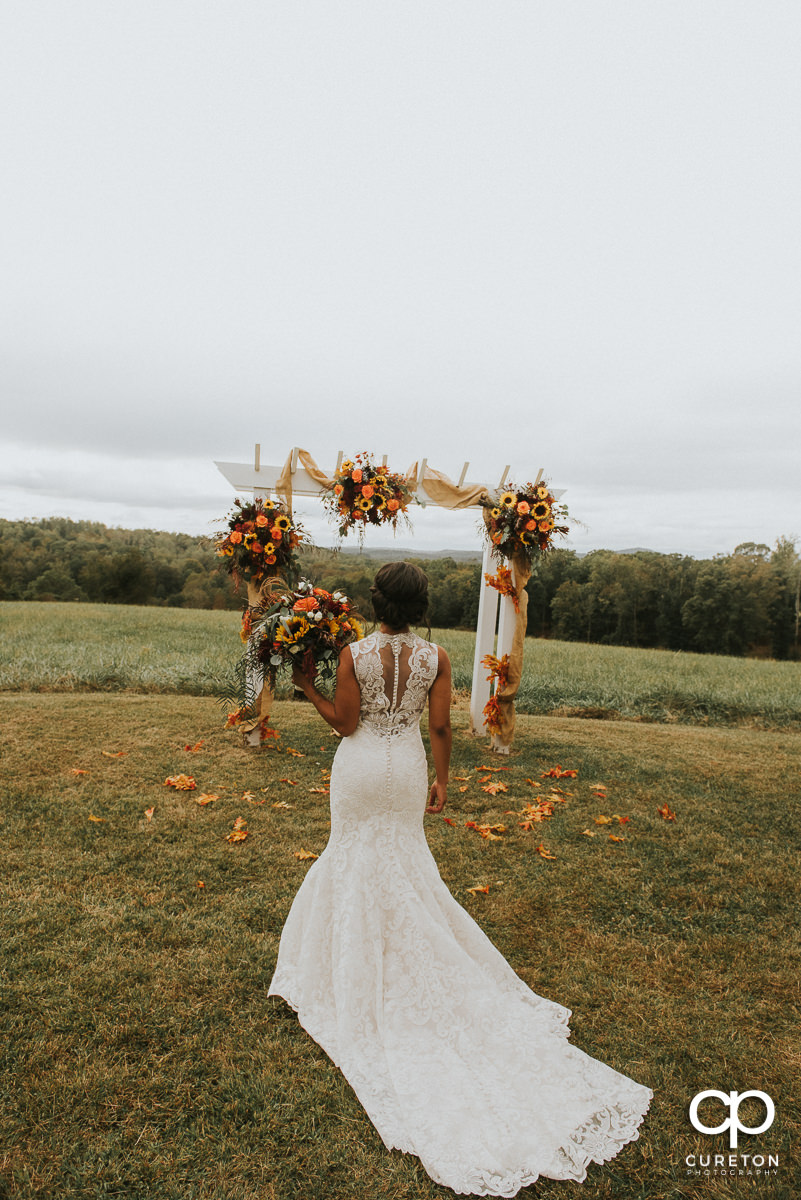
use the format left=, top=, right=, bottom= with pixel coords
left=291, top=663, right=313, bottom=692
left=426, top=780, right=447, bottom=814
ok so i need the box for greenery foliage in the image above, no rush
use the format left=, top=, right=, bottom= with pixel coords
left=1, top=518, right=799, bottom=658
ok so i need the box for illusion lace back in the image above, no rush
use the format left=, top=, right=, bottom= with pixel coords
left=268, top=631, right=652, bottom=1195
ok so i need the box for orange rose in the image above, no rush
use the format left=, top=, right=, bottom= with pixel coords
left=313, top=587, right=331, bottom=597
left=525, top=520, right=537, bottom=531
left=334, top=483, right=343, bottom=496
left=265, top=554, right=276, bottom=564
left=517, top=501, right=530, bottom=515
left=252, top=542, right=264, bottom=554
left=351, top=469, right=363, bottom=483
left=255, top=514, right=269, bottom=527
left=387, top=499, right=399, bottom=512
left=293, top=596, right=318, bottom=612
left=270, top=526, right=282, bottom=541
left=230, top=531, right=243, bottom=544
left=361, top=485, right=374, bottom=499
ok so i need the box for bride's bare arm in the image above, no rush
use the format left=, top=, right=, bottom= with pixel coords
left=426, top=647, right=452, bottom=813
left=291, top=646, right=361, bottom=736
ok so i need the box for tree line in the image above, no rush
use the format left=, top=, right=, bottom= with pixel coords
left=1, top=518, right=799, bottom=659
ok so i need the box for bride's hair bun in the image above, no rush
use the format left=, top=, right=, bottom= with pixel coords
left=370, top=561, right=429, bottom=629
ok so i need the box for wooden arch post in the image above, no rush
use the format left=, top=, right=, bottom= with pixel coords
left=215, top=446, right=565, bottom=752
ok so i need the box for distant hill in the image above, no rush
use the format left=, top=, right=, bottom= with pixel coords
left=331, top=545, right=483, bottom=562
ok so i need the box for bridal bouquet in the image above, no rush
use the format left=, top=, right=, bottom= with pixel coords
left=323, top=452, right=413, bottom=541
left=481, top=482, right=568, bottom=566
left=215, top=497, right=305, bottom=584
left=252, top=580, right=364, bottom=685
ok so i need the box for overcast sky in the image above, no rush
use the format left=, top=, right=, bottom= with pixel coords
left=2, top=1, right=799, bottom=558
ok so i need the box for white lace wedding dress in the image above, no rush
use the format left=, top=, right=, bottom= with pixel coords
left=268, top=631, right=652, bottom=1195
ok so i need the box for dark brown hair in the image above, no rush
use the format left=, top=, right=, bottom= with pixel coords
left=370, top=561, right=429, bottom=630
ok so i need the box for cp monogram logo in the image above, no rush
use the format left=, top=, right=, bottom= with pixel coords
left=689, top=1090, right=775, bottom=1149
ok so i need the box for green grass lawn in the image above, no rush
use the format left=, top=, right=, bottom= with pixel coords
left=2, top=689, right=799, bottom=1199
left=2, top=601, right=800, bottom=727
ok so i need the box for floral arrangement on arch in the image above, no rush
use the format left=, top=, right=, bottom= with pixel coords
left=323, top=452, right=413, bottom=541
left=215, top=497, right=305, bottom=586
left=481, top=482, right=568, bottom=566
left=251, top=580, right=365, bottom=687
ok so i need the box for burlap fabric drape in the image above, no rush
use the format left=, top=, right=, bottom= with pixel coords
left=405, top=462, right=489, bottom=509
left=237, top=575, right=287, bottom=742
left=275, top=448, right=334, bottom=514
left=491, top=553, right=531, bottom=752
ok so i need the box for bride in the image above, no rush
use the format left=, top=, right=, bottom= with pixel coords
left=269, top=561, right=652, bottom=1196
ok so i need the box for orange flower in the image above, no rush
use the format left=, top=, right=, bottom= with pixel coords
left=351, top=468, right=363, bottom=482
left=230, top=531, right=243, bottom=544
left=255, top=514, right=269, bottom=527
left=387, top=498, right=399, bottom=511
left=265, top=554, right=276, bottom=564
left=334, top=483, right=343, bottom=495
left=271, top=527, right=283, bottom=541
left=538, top=520, right=553, bottom=533
left=361, top=484, right=374, bottom=499
left=252, top=542, right=264, bottom=554
left=517, top=500, right=530, bottom=515
left=293, top=596, right=318, bottom=612
left=525, top=519, right=537, bottom=531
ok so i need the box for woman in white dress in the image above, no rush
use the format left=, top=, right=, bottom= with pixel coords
left=270, top=561, right=652, bottom=1196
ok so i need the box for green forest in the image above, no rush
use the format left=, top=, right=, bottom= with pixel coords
left=1, top=516, right=799, bottom=659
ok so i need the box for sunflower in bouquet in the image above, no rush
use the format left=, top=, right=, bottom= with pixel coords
left=253, top=580, right=365, bottom=686
left=323, top=452, right=413, bottom=541
left=481, top=482, right=568, bottom=565
left=215, top=497, right=305, bottom=586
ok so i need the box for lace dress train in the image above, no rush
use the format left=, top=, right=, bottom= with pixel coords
left=268, top=632, right=652, bottom=1196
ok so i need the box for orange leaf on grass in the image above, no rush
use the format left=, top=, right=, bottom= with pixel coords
left=541, top=765, right=577, bottom=779
left=184, top=741, right=204, bottom=752
left=101, top=750, right=127, bottom=759
left=657, top=803, right=677, bottom=821
left=459, top=785, right=469, bottom=793
left=535, top=843, right=557, bottom=860
left=466, top=885, right=490, bottom=895
left=144, top=807, right=155, bottom=821
left=581, top=829, right=597, bottom=837
left=164, top=774, right=196, bottom=791
left=226, top=816, right=249, bottom=843
left=285, top=747, right=305, bottom=757
left=609, top=834, right=626, bottom=843
left=481, top=782, right=508, bottom=796
left=196, top=880, right=205, bottom=888
left=443, top=817, right=456, bottom=825
left=294, top=848, right=319, bottom=861
left=309, top=787, right=329, bottom=794
left=70, top=768, right=89, bottom=776
left=240, top=791, right=258, bottom=802
left=194, top=793, right=219, bottom=805
left=279, top=779, right=298, bottom=785
left=452, top=776, right=470, bottom=781
left=465, top=821, right=506, bottom=840
left=594, top=814, right=614, bottom=825
left=272, top=801, right=294, bottom=810
left=88, top=814, right=106, bottom=823
left=476, top=765, right=511, bottom=772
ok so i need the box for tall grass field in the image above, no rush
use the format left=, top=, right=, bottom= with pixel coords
left=2, top=601, right=800, bottom=727
left=2, top=600, right=800, bottom=1198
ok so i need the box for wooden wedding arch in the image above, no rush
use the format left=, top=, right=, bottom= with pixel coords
left=215, top=446, right=565, bottom=753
